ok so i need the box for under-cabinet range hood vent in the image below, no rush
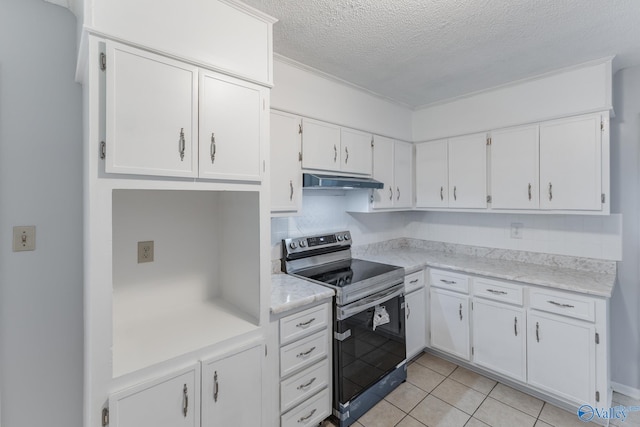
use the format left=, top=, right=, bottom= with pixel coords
left=303, top=173, right=384, bottom=190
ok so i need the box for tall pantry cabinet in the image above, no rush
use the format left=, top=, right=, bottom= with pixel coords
left=77, top=1, right=277, bottom=426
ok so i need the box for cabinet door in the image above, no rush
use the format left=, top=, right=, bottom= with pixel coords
left=106, top=42, right=198, bottom=178
left=394, top=141, right=413, bottom=208
left=199, top=71, right=263, bottom=181
left=372, top=135, right=395, bottom=209
left=406, top=287, right=426, bottom=359
left=270, top=111, right=302, bottom=213
left=301, top=119, right=341, bottom=171
left=109, top=365, right=199, bottom=427
left=473, top=299, right=526, bottom=381
left=430, top=288, right=470, bottom=360
left=448, top=134, right=487, bottom=208
left=201, top=344, right=263, bottom=427
left=539, top=114, right=602, bottom=210
left=527, top=311, right=595, bottom=404
left=415, top=140, right=448, bottom=208
left=490, top=125, right=539, bottom=209
left=340, top=128, right=372, bottom=175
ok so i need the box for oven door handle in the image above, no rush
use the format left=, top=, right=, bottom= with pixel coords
left=338, top=284, right=404, bottom=320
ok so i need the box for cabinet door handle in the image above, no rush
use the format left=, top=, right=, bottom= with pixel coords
left=178, top=128, right=186, bottom=161
left=486, top=289, right=507, bottom=295
left=213, top=371, right=219, bottom=402
left=440, top=186, right=444, bottom=201
left=389, top=187, right=393, bottom=201
left=296, top=317, right=315, bottom=328
left=514, top=317, right=518, bottom=336
left=289, top=180, right=294, bottom=201
left=459, top=303, right=463, bottom=321
left=210, top=133, right=216, bottom=163
left=548, top=182, right=553, bottom=201
left=297, top=377, right=317, bottom=390
left=297, top=346, right=316, bottom=358
left=547, top=300, right=575, bottom=308
left=298, top=408, right=317, bottom=423
left=528, top=183, right=532, bottom=201
left=406, top=302, right=411, bottom=319
left=536, top=322, right=540, bottom=342
left=440, top=279, right=456, bottom=285
left=345, top=146, right=349, bottom=164
left=334, top=144, right=337, bottom=162
left=183, top=384, right=188, bottom=417
left=397, top=187, right=400, bottom=201
left=453, top=186, right=457, bottom=201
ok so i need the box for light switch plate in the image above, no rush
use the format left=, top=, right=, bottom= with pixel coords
left=138, top=241, right=154, bottom=263
left=13, top=226, right=36, bottom=252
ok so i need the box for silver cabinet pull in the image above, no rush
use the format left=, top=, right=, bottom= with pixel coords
left=548, top=182, right=553, bottom=201
left=397, top=187, right=400, bottom=200
left=528, top=183, right=532, bottom=201
left=296, top=318, right=316, bottom=328
left=536, top=322, right=540, bottom=342
left=345, top=146, right=349, bottom=164
left=486, top=289, right=507, bottom=295
left=409, top=279, right=419, bottom=284
left=440, top=279, right=456, bottom=285
left=297, top=377, right=317, bottom=390
left=183, top=384, right=188, bottom=417
left=547, top=300, right=575, bottom=308
left=406, top=302, right=411, bottom=319
left=298, top=408, right=317, bottom=423
left=213, top=371, right=219, bottom=402
left=440, top=186, right=444, bottom=201
left=389, top=187, right=393, bottom=201
left=178, top=128, right=186, bottom=161
left=289, top=180, right=294, bottom=201
left=453, top=186, right=457, bottom=201
left=333, top=144, right=337, bottom=162
left=459, top=303, right=463, bottom=321
left=297, top=346, right=316, bottom=358
left=514, top=317, right=518, bottom=336
left=210, top=133, right=216, bottom=163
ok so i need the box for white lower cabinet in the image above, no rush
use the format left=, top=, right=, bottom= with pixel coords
left=430, top=287, right=471, bottom=360
left=405, top=270, right=426, bottom=360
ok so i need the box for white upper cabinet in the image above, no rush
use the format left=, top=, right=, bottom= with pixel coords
left=270, top=111, right=303, bottom=214
left=106, top=42, right=199, bottom=178
left=490, top=125, right=540, bottom=210
left=90, top=0, right=276, bottom=84
left=372, top=137, right=412, bottom=209
left=301, top=118, right=372, bottom=175
left=448, top=133, right=487, bottom=208
left=198, top=71, right=264, bottom=181
left=539, top=113, right=603, bottom=211
left=415, top=140, right=448, bottom=208
left=394, top=141, right=413, bottom=208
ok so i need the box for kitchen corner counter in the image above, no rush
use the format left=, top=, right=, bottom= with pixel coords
left=353, top=245, right=616, bottom=298
left=271, top=273, right=335, bottom=315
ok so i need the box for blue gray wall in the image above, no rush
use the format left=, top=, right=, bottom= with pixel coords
left=0, top=0, right=83, bottom=426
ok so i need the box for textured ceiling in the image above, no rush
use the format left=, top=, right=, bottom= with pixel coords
left=241, top=0, right=640, bottom=108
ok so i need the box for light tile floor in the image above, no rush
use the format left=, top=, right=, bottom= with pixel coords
left=322, top=352, right=640, bottom=427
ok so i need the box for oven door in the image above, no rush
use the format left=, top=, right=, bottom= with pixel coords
left=334, top=284, right=406, bottom=406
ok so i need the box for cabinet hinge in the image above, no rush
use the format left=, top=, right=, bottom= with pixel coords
left=486, top=195, right=492, bottom=203
left=471, top=347, right=474, bottom=355
left=596, top=391, right=600, bottom=402
left=601, top=121, right=604, bottom=131
left=595, top=332, right=600, bottom=344
left=298, top=123, right=302, bottom=135
left=486, top=137, right=492, bottom=146
left=265, top=345, right=268, bottom=357
left=100, top=141, right=106, bottom=160
left=101, top=408, right=109, bottom=426
left=371, top=137, right=374, bottom=147
left=601, top=193, right=606, bottom=204
left=100, top=53, right=106, bottom=71
left=298, top=152, right=302, bottom=162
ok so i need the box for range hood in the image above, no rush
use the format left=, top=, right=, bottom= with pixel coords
left=303, top=173, right=384, bottom=189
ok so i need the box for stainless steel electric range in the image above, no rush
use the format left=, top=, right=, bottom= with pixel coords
left=282, top=231, right=407, bottom=427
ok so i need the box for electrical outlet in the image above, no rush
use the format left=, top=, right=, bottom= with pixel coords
left=510, top=223, right=523, bottom=239
left=138, top=241, right=154, bottom=263
left=13, top=226, right=36, bottom=252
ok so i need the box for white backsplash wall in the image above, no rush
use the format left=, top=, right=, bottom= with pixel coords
left=405, top=211, right=622, bottom=261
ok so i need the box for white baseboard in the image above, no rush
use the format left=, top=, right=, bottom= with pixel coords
left=611, top=382, right=640, bottom=400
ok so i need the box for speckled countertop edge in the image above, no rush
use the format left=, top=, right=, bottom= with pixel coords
left=271, top=273, right=334, bottom=314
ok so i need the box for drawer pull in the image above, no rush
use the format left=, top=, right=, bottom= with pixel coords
left=440, top=279, right=456, bottom=285
left=296, top=318, right=316, bottom=328
left=297, top=346, right=316, bottom=358
left=297, top=377, right=317, bottom=390
left=409, top=279, right=419, bottom=284
left=487, top=289, right=508, bottom=295
left=298, top=408, right=317, bottom=423
left=547, top=300, right=575, bottom=308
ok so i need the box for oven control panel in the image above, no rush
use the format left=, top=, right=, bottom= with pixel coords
left=283, top=231, right=351, bottom=256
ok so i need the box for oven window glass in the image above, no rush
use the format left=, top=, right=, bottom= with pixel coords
left=335, top=294, right=406, bottom=404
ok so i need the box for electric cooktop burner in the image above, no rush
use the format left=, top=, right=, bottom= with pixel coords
left=293, top=258, right=401, bottom=288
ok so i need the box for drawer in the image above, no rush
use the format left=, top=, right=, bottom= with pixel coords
left=430, top=269, right=470, bottom=294
left=473, top=277, right=523, bottom=306
left=281, top=387, right=331, bottom=427
left=529, top=288, right=595, bottom=322
left=404, top=270, right=425, bottom=293
left=281, top=359, right=329, bottom=412
left=280, top=303, right=329, bottom=346
left=280, top=330, right=328, bottom=377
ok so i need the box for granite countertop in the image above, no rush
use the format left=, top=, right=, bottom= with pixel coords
left=354, top=247, right=616, bottom=298
left=271, top=273, right=335, bottom=315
